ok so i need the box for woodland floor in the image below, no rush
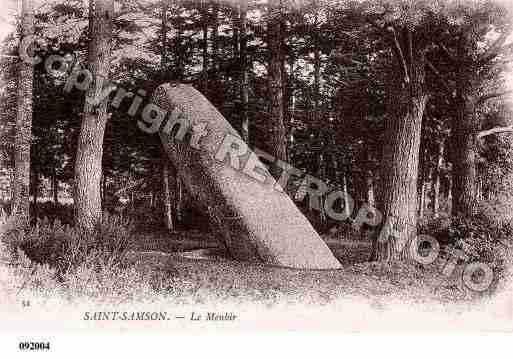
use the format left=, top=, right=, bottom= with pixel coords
left=0, top=230, right=500, bottom=311
left=122, top=230, right=493, bottom=307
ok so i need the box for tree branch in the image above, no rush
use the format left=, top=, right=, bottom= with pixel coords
left=407, top=28, right=413, bottom=66
left=426, top=60, right=452, bottom=94
left=435, top=41, right=458, bottom=63
left=388, top=26, right=410, bottom=84
left=477, top=125, right=513, bottom=139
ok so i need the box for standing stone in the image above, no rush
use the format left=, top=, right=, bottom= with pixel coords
left=153, top=83, right=341, bottom=270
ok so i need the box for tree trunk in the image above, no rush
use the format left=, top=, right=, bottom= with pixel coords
left=476, top=177, right=482, bottom=201
left=211, top=1, right=219, bottom=80
left=73, top=0, right=114, bottom=231
left=451, top=93, right=477, bottom=218
left=162, top=161, right=174, bottom=231
left=371, top=29, right=427, bottom=262
left=175, top=175, right=183, bottom=224
left=373, top=92, right=427, bottom=261
left=154, top=83, right=341, bottom=269
left=353, top=151, right=374, bottom=209
left=342, top=174, right=351, bottom=219
left=367, top=172, right=375, bottom=208
left=311, top=13, right=325, bottom=225
left=353, top=149, right=375, bottom=233
left=451, top=36, right=477, bottom=218
left=239, top=0, right=249, bottom=143
left=281, top=18, right=288, bottom=136
left=9, top=168, right=14, bottom=205
left=31, top=172, right=38, bottom=218
left=313, top=39, right=321, bottom=120
left=431, top=140, right=444, bottom=218
left=267, top=0, right=287, bottom=178
left=160, top=0, right=168, bottom=81
left=160, top=0, right=176, bottom=231
left=317, top=153, right=327, bottom=226
left=422, top=169, right=432, bottom=217
left=287, top=58, right=295, bottom=163
left=419, top=180, right=426, bottom=218
left=175, top=26, right=184, bottom=79
left=52, top=175, right=59, bottom=204
left=201, top=1, right=208, bottom=94
left=447, top=175, right=453, bottom=215
left=13, top=0, right=34, bottom=225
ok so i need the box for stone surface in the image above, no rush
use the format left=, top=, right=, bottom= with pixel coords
left=153, top=83, right=341, bottom=270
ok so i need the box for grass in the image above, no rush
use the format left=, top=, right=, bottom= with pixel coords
left=0, top=208, right=508, bottom=309
left=0, top=233, right=497, bottom=308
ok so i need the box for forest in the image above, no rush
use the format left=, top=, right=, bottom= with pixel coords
left=1, top=0, right=513, bottom=305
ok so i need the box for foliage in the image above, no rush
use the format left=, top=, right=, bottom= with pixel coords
left=3, top=213, right=133, bottom=274
left=446, top=202, right=513, bottom=281
left=1, top=210, right=177, bottom=301
left=418, top=214, right=453, bottom=246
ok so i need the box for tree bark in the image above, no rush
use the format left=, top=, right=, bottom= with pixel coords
left=451, top=36, right=478, bottom=218
left=422, top=168, right=433, bottom=217
left=201, top=1, right=209, bottom=94
left=175, top=175, right=183, bottom=224
left=371, top=28, right=427, bottom=262
left=476, top=176, right=482, bottom=201
left=311, top=12, right=325, bottom=225
left=175, top=25, right=185, bottom=80
left=52, top=174, right=59, bottom=204
left=287, top=58, right=296, bottom=163
left=73, top=0, right=114, bottom=231
left=31, top=172, right=38, bottom=215
left=239, top=0, right=249, bottom=143
left=267, top=0, right=287, bottom=178
left=313, top=31, right=321, bottom=119
left=13, top=0, right=34, bottom=225
left=160, top=0, right=168, bottom=81
left=211, top=1, right=219, bottom=81
left=367, top=172, right=375, bottom=208
left=9, top=168, right=14, bottom=205
left=451, top=91, right=477, bottom=217
left=317, top=153, right=327, bottom=226
left=447, top=175, right=453, bottom=215
left=160, top=0, right=176, bottom=231
left=162, top=161, right=174, bottom=231
left=419, top=180, right=426, bottom=218
left=353, top=151, right=374, bottom=209
left=281, top=17, right=288, bottom=138
left=342, top=174, right=351, bottom=219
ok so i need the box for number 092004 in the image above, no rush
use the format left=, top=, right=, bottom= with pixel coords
left=19, top=342, right=50, bottom=351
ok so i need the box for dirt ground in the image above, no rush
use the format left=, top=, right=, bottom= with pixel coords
left=124, top=230, right=494, bottom=307
left=0, top=229, right=500, bottom=312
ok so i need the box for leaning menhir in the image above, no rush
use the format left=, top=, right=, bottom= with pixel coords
left=151, top=83, right=341, bottom=270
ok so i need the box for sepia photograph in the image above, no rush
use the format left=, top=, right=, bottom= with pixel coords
left=0, top=0, right=513, bottom=354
